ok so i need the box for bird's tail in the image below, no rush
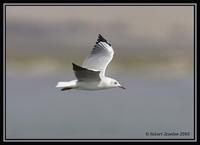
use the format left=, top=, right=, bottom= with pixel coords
left=56, top=80, right=77, bottom=91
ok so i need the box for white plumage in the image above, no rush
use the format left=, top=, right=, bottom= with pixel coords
left=56, top=34, right=125, bottom=91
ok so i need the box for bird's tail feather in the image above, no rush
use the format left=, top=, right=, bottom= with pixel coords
left=56, top=82, right=69, bottom=88
left=56, top=80, right=77, bottom=88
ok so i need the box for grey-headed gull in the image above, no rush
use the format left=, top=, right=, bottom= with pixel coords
left=56, top=34, right=125, bottom=91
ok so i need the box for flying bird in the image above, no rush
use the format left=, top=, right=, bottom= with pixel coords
left=56, top=34, right=125, bottom=91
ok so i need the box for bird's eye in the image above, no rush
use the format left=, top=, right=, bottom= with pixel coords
left=114, top=82, right=117, bottom=85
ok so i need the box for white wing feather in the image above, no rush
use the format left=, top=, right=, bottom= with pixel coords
left=82, top=34, right=114, bottom=76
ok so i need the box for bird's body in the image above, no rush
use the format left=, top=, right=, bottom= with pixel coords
left=57, top=76, right=121, bottom=91
left=56, top=34, right=125, bottom=91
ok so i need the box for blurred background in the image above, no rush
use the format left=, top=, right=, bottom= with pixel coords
left=6, top=6, right=194, bottom=139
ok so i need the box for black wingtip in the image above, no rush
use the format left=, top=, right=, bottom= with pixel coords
left=96, top=34, right=111, bottom=46
left=97, top=34, right=106, bottom=42
left=98, top=34, right=103, bottom=38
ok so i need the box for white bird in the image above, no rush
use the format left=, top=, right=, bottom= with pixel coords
left=56, top=34, right=125, bottom=91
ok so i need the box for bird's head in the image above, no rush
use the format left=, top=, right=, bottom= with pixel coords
left=109, top=78, right=126, bottom=89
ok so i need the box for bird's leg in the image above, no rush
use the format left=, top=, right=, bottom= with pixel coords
left=61, top=87, right=73, bottom=91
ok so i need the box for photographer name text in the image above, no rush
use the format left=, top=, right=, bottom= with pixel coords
left=145, top=131, right=190, bottom=137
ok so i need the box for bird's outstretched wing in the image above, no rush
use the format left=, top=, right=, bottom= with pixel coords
left=72, top=63, right=101, bottom=82
left=82, top=34, right=114, bottom=76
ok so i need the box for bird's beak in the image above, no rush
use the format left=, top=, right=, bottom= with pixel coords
left=119, top=85, right=126, bottom=89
